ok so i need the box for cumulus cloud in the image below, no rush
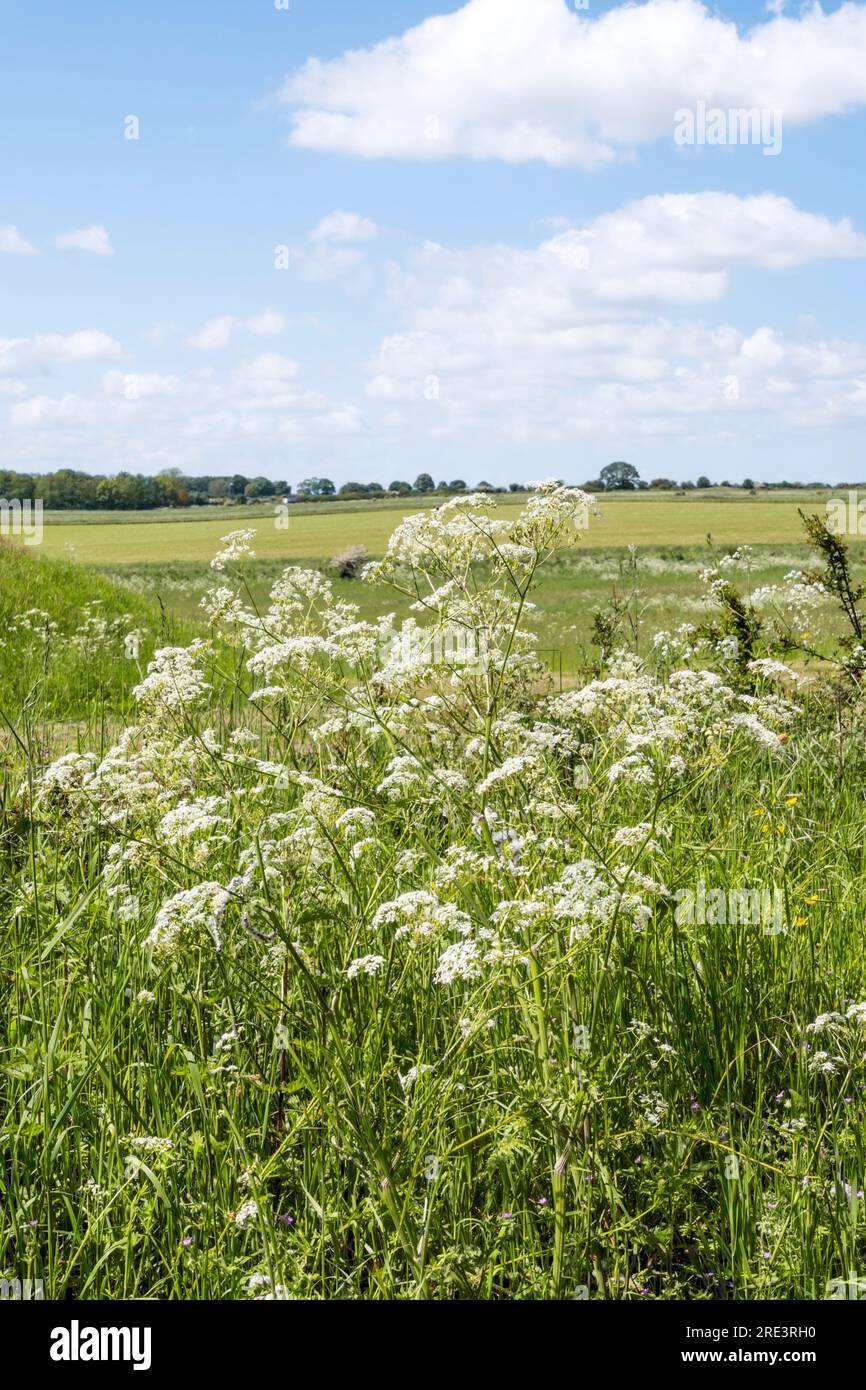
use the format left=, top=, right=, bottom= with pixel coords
left=362, top=192, right=866, bottom=441
left=381, top=193, right=866, bottom=322
left=274, top=0, right=866, bottom=168
left=187, top=311, right=288, bottom=349
left=187, top=315, right=237, bottom=350
left=0, top=330, right=123, bottom=377
left=6, top=185, right=866, bottom=471
left=4, top=352, right=364, bottom=471
left=0, top=225, right=36, bottom=254
left=296, top=211, right=379, bottom=281
left=54, top=225, right=114, bottom=255
left=309, top=211, right=378, bottom=244
left=102, top=371, right=183, bottom=401
left=232, top=353, right=303, bottom=396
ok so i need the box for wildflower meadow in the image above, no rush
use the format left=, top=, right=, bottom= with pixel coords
left=2, top=483, right=866, bottom=1302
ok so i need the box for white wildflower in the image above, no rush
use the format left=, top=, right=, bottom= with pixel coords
left=347, top=955, right=387, bottom=980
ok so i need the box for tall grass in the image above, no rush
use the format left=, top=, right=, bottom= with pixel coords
left=1, top=500, right=865, bottom=1300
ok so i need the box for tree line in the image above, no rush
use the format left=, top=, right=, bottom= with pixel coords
left=0, top=462, right=842, bottom=511
left=0, top=469, right=291, bottom=510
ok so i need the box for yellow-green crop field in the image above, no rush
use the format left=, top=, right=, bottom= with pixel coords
left=40, top=490, right=850, bottom=567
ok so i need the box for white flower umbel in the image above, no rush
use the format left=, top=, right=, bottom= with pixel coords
left=145, top=882, right=232, bottom=964
left=210, top=529, right=257, bottom=572
left=133, top=641, right=212, bottom=714
left=347, top=954, right=387, bottom=980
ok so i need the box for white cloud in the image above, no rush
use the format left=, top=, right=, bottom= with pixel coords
left=187, top=315, right=237, bottom=350
left=232, top=353, right=301, bottom=394
left=384, top=194, right=866, bottom=319
left=102, top=371, right=183, bottom=400
left=0, top=225, right=36, bottom=255
left=297, top=212, right=378, bottom=282
left=309, top=211, right=378, bottom=244
left=36, top=330, right=124, bottom=363
left=4, top=353, right=364, bottom=470
left=275, top=0, right=866, bottom=168
left=0, top=379, right=28, bottom=400
left=247, top=309, right=288, bottom=337
left=54, top=225, right=114, bottom=256
left=541, top=192, right=866, bottom=303
left=300, top=245, right=367, bottom=282
left=361, top=193, right=866, bottom=442
left=6, top=186, right=866, bottom=472
left=0, top=330, right=123, bottom=376
left=187, top=311, right=288, bottom=349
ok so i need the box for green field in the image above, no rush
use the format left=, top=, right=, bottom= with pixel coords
left=4, top=488, right=866, bottom=1301
left=39, top=490, right=843, bottom=566
left=26, top=490, right=856, bottom=676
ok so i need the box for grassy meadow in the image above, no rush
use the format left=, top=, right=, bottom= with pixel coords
left=40, top=489, right=836, bottom=567
left=38, top=487, right=866, bottom=669
left=3, top=487, right=866, bottom=1301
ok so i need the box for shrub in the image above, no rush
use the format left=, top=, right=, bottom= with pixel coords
left=330, top=545, right=370, bottom=579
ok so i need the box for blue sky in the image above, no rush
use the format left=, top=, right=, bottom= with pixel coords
left=2, top=0, right=866, bottom=486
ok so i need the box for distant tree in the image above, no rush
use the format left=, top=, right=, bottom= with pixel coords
left=96, top=472, right=150, bottom=510
left=476, top=480, right=494, bottom=491
left=696, top=476, right=712, bottom=489
left=649, top=478, right=676, bottom=490
left=742, top=478, right=755, bottom=490
left=0, top=468, right=293, bottom=512
left=600, top=461, right=640, bottom=491
left=244, top=478, right=274, bottom=499
left=154, top=471, right=190, bottom=507
left=0, top=470, right=36, bottom=501
left=449, top=480, right=467, bottom=492
left=389, top=480, right=412, bottom=494
left=414, top=473, right=435, bottom=493
left=340, top=482, right=382, bottom=497
left=298, top=477, right=335, bottom=497
left=34, top=468, right=96, bottom=508
left=508, top=482, right=527, bottom=493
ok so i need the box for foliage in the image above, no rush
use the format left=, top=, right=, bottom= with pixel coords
left=2, top=496, right=866, bottom=1301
